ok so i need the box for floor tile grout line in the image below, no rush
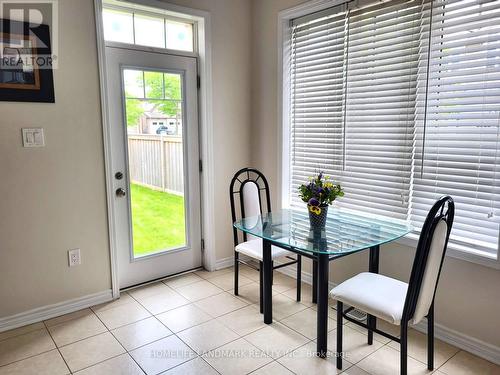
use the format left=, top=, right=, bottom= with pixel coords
left=202, top=271, right=256, bottom=291
left=117, top=327, right=175, bottom=352
left=77, top=307, right=150, bottom=375
left=352, top=337, right=439, bottom=374
left=125, top=282, right=210, bottom=319
left=175, top=319, right=247, bottom=354
left=271, top=337, right=360, bottom=375
left=47, top=321, right=132, bottom=350
left=0, top=346, right=57, bottom=370
left=198, top=355, right=223, bottom=375
left=171, top=312, right=288, bottom=363
left=90, top=297, right=139, bottom=315
left=0, top=325, right=64, bottom=370
left=127, top=284, right=190, bottom=307
left=199, top=334, right=271, bottom=360
left=153, top=286, right=266, bottom=325
left=246, top=359, right=297, bottom=375
left=351, top=337, right=394, bottom=368
left=0, top=324, right=47, bottom=343
left=71, top=352, right=127, bottom=374
left=104, top=320, right=149, bottom=375
left=157, top=355, right=222, bottom=375
left=44, top=309, right=93, bottom=329
left=435, top=349, right=462, bottom=374
left=0, top=326, right=48, bottom=344
left=42, top=320, right=73, bottom=375
left=365, top=328, right=461, bottom=371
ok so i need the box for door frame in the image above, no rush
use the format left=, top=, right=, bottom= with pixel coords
left=93, top=0, right=217, bottom=298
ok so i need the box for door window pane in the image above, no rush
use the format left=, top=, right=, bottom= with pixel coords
left=164, top=73, right=182, bottom=100
left=123, top=69, right=144, bottom=99
left=123, top=68, right=186, bottom=257
left=144, top=71, right=164, bottom=99
left=134, top=14, right=165, bottom=48
left=103, top=9, right=134, bottom=44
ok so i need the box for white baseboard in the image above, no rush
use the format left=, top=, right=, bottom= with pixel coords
left=215, top=254, right=260, bottom=270
left=414, top=320, right=500, bottom=365
left=220, top=255, right=500, bottom=365
left=215, top=256, right=236, bottom=270
left=0, top=289, right=113, bottom=333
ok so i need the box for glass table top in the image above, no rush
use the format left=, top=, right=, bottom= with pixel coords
left=234, top=208, right=412, bottom=255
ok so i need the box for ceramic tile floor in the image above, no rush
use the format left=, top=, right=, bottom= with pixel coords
left=0, top=266, right=499, bottom=375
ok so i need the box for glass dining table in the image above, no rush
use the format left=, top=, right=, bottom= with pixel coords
left=234, top=208, right=412, bottom=357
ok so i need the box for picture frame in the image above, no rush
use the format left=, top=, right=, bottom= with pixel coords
left=0, top=18, right=55, bottom=103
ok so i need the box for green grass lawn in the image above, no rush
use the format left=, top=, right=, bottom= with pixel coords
left=131, top=183, right=186, bottom=256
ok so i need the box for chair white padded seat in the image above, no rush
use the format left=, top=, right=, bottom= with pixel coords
left=330, top=272, right=408, bottom=325
left=235, top=239, right=290, bottom=261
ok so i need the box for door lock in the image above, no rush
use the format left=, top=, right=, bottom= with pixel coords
left=115, top=171, right=124, bottom=180
left=116, top=188, right=126, bottom=197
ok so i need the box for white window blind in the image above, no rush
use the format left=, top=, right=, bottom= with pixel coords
left=289, top=4, right=348, bottom=207
left=289, top=0, right=422, bottom=220
left=411, top=0, right=500, bottom=257
left=342, top=0, right=421, bottom=219
left=287, top=0, right=500, bottom=259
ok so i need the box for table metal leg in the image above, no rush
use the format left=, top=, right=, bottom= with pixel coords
left=367, top=245, right=380, bottom=345
left=316, top=253, right=329, bottom=357
left=312, top=259, right=318, bottom=304
left=262, top=239, right=273, bottom=324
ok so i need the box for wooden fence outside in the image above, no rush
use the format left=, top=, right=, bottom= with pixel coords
left=128, top=134, right=184, bottom=195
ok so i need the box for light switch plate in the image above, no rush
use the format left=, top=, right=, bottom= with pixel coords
left=22, top=128, right=45, bottom=147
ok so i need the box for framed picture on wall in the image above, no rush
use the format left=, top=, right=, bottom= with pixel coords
left=0, top=18, right=55, bottom=103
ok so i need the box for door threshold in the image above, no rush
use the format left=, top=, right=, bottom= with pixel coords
left=121, top=266, right=204, bottom=292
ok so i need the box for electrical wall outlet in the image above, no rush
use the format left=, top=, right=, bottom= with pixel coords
left=68, top=249, right=81, bottom=267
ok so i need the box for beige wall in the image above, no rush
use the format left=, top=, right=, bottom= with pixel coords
left=0, top=0, right=253, bottom=318
left=0, top=0, right=111, bottom=317
left=250, top=0, right=500, bottom=349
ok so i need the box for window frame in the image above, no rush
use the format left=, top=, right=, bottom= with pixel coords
left=278, top=0, right=500, bottom=269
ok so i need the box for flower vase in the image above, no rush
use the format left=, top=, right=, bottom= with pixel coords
left=308, top=204, right=328, bottom=231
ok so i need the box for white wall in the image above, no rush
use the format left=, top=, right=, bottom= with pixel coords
left=0, top=0, right=252, bottom=319
left=250, top=0, right=500, bottom=350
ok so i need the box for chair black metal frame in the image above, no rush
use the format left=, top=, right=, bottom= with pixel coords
left=336, top=196, right=455, bottom=375
left=230, top=167, right=302, bottom=312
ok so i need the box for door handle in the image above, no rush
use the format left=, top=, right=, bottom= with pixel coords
left=116, top=188, right=126, bottom=197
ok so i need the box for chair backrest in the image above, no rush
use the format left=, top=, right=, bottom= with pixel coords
left=403, top=196, right=454, bottom=325
left=229, top=168, right=272, bottom=245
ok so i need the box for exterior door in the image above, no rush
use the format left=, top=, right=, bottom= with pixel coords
left=106, top=46, right=201, bottom=288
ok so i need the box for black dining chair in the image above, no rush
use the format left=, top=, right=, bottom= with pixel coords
left=230, top=167, right=302, bottom=312
left=331, top=196, right=454, bottom=375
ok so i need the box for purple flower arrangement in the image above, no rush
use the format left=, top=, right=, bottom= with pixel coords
left=298, top=172, right=344, bottom=216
